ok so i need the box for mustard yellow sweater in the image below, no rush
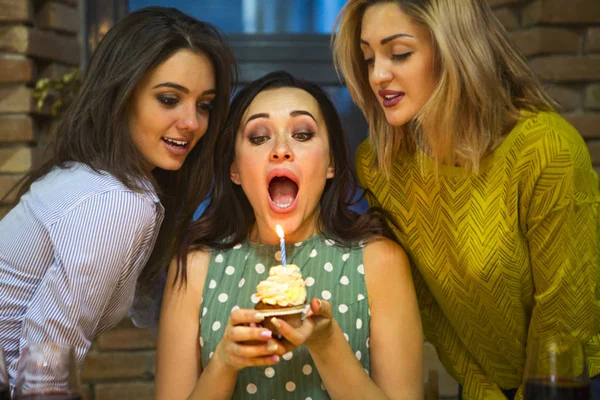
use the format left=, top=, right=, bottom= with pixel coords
left=356, top=111, right=600, bottom=400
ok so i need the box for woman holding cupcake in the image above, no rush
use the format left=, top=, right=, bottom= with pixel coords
left=332, top=0, right=600, bottom=399
left=155, top=71, right=423, bottom=399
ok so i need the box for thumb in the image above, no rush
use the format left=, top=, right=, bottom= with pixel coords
left=311, top=298, right=332, bottom=318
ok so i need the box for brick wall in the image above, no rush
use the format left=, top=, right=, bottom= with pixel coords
left=0, top=0, right=80, bottom=220
left=0, top=1, right=598, bottom=399
left=493, top=0, right=600, bottom=176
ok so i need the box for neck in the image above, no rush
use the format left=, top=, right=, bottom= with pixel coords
left=249, top=218, right=321, bottom=246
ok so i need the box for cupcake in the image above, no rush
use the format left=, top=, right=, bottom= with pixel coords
left=254, top=264, right=307, bottom=334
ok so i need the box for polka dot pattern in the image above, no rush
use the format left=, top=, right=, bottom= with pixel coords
left=285, top=382, right=296, bottom=392
left=198, top=234, right=370, bottom=398
left=247, top=383, right=257, bottom=394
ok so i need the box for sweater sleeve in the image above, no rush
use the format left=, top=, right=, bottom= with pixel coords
left=414, top=271, right=510, bottom=399
left=515, top=127, right=600, bottom=399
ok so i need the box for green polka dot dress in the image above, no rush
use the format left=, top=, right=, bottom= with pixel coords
left=199, top=233, right=371, bottom=399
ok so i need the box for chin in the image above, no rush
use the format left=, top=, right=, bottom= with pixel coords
left=157, top=160, right=186, bottom=171
left=384, top=111, right=413, bottom=127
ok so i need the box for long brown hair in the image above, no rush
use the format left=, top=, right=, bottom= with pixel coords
left=332, top=0, right=556, bottom=175
left=176, top=71, right=397, bottom=284
left=3, top=7, right=237, bottom=291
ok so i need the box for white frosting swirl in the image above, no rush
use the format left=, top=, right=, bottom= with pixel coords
left=255, top=264, right=307, bottom=306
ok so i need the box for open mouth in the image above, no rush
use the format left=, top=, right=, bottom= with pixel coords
left=268, top=176, right=299, bottom=209
left=162, top=137, right=189, bottom=149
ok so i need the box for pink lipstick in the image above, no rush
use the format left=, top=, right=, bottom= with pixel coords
left=378, top=89, right=405, bottom=107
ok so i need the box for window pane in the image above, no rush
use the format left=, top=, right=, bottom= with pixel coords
left=128, top=0, right=346, bottom=33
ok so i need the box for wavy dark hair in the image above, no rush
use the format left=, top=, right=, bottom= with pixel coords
left=2, top=7, right=237, bottom=291
left=176, top=71, right=397, bottom=284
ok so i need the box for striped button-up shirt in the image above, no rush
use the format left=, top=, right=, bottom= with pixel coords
left=0, top=163, right=164, bottom=379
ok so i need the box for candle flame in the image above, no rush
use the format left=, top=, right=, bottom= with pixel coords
left=275, top=224, right=284, bottom=239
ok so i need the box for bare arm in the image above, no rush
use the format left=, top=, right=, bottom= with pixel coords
left=155, top=251, right=210, bottom=399
left=365, top=238, right=423, bottom=399
left=155, top=250, right=283, bottom=400
left=274, top=238, right=423, bottom=399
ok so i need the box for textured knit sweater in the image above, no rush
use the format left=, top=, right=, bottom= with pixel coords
left=356, top=111, right=600, bottom=400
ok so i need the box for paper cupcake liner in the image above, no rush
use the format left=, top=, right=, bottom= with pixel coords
left=256, top=304, right=309, bottom=317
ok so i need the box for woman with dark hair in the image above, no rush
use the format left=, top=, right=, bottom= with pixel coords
left=0, top=6, right=236, bottom=379
left=155, top=71, right=423, bottom=399
left=332, top=0, right=600, bottom=399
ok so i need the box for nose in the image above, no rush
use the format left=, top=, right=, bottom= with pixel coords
left=270, top=137, right=294, bottom=162
left=176, top=104, right=200, bottom=132
left=370, top=58, right=393, bottom=86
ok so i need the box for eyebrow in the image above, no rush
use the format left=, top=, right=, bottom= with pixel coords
left=360, top=33, right=414, bottom=46
left=152, top=82, right=216, bottom=96
left=244, top=110, right=318, bottom=129
left=290, top=110, right=317, bottom=124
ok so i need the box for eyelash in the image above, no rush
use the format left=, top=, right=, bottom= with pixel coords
left=198, top=102, right=214, bottom=112
left=293, top=131, right=314, bottom=141
left=364, top=52, right=413, bottom=65
left=247, top=131, right=315, bottom=145
left=249, top=135, right=268, bottom=145
left=156, top=95, right=213, bottom=112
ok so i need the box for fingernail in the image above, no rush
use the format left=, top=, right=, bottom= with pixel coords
left=271, top=355, right=280, bottom=362
left=267, top=343, right=278, bottom=352
left=255, top=312, right=264, bottom=321
left=317, top=299, right=322, bottom=307
left=260, top=330, right=272, bottom=338
left=270, top=317, right=281, bottom=329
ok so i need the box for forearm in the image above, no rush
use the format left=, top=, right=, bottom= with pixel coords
left=307, top=321, right=389, bottom=400
left=187, top=355, right=239, bottom=400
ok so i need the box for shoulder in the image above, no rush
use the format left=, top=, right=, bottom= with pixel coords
left=516, top=111, right=590, bottom=163
left=32, top=164, right=159, bottom=228
left=362, top=237, right=410, bottom=276
left=355, top=139, right=378, bottom=186
left=362, top=237, right=415, bottom=309
left=64, top=190, right=159, bottom=231
left=185, top=248, right=213, bottom=288
left=355, top=139, right=375, bottom=168
left=165, top=248, right=212, bottom=300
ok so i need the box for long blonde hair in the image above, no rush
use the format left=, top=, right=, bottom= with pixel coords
left=332, top=0, right=556, bottom=175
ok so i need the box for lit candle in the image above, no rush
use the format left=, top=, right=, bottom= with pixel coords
left=275, top=224, right=286, bottom=267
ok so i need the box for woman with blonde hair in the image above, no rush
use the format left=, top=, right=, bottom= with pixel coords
left=332, top=0, right=600, bottom=399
